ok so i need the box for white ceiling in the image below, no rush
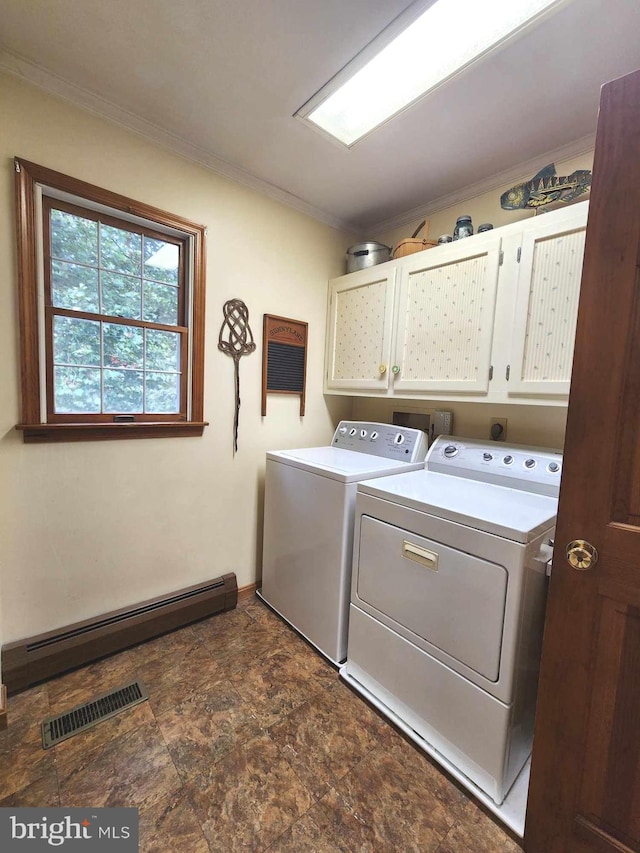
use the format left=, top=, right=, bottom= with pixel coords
left=1, top=0, right=640, bottom=234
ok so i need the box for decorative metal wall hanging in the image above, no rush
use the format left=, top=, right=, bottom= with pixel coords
left=501, top=163, right=591, bottom=210
left=262, top=315, right=308, bottom=416
left=218, top=299, right=256, bottom=452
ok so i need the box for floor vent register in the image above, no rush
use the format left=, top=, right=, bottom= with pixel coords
left=41, top=679, right=148, bottom=749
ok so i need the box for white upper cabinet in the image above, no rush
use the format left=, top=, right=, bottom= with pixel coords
left=506, top=205, right=588, bottom=397
left=392, top=233, right=502, bottom=394
left=324, top=201, right=588, bottom=406
left=325, top=264, right=397, bottom=391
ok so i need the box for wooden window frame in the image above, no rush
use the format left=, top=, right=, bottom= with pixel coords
left=14, top=158, right=208, bottom=442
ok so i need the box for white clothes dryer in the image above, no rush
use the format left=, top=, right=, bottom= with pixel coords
left=341, top=435, right=562, bottom=832
left=258, top=421, right=427, bottom=664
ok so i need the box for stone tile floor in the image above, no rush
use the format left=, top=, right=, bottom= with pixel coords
left=0, top=596, right=523, bottom=852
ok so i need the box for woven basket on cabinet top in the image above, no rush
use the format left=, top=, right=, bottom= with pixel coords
left=392, top=237, right=438, bottom=258
left=392, top=219, right=437, bottom=259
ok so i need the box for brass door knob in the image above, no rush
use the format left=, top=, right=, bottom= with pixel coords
left=566, top=539, right=598, bottom=571
left=379, top=364, right=387, bottom=375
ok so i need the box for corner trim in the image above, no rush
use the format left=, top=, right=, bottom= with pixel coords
left=0, top=49, right=349, bottom=233
left=0, top=685, right=7, bottom=731
left=238, top=582, right=260, bottom=603
left=368, top=133, right=596, bottom=235
left=0, top=48, right=596, bottom=237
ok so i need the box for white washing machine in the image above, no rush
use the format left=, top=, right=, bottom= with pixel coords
left=258, top=421, right=427, bottom=665
left=341, top=435, right=561, bottom=831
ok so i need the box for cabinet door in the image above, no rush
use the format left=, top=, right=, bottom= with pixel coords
left=507, top=204, right=588, bottom=397
left=325, top=265, right=396, bottom=391
left=392, top=234, right=502, bottom=394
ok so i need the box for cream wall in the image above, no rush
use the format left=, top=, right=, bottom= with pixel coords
left=377, top=152, right=594, bottom=248
left=0, top=73, right=354, bottom=644
left=352, top=398, right=567, bottom=450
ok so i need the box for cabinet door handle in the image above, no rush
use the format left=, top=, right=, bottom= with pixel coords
left=402, top=540, right=438, bottom=571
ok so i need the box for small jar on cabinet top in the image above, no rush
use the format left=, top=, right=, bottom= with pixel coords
left=453, top=215, right=473, bottom=240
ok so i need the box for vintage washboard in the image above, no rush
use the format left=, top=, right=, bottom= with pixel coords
left=261, top=315, right=308, bottom=416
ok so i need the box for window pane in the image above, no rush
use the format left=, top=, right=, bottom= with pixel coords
left=54, top=366, right=101, bottom=413
left=101, top=271, right=142, bottom=320
left=103, top=369, right=143, bottom=413
left=144, top=238, right=179, bottom=285
left=143, top=280, right=178, bottom=325
left=103, top=323, right=144, bottom=370
left=53, top=316, right=100, bottom=366
left=50, top=209, right=98, bottom=266
left=145, top=372, right=180, bottom=413
left=100, top=223, right=141, bottom=275
left=52, top=260, right=99, bottom=312
left=146, top=329, right=180, bottom=371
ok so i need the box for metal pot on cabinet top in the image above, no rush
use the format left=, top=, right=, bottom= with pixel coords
left=346, top=241, right=391, bottom=273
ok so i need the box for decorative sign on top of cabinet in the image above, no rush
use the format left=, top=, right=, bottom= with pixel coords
left=324, top=201, right=588, bottom=407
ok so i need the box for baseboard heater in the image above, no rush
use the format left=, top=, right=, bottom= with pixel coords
left=2, top=572, right=237, bottom=695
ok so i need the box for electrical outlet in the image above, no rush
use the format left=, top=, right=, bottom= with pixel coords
left=490, top=418, right=507, bottom=441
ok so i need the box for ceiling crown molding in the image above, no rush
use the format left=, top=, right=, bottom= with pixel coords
left=0, top=49, right=352, bottom=233
left=369, top=133, right=596, bottom=236
left=0, top=48, right=595, bottom=239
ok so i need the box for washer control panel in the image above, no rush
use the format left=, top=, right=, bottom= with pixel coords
left=427, top=435, right=563, bottom=496
left=332, top=421, right=427, bottom=462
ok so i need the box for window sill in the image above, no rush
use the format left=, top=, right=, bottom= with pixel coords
left=16, top=422, right=209, bottom=443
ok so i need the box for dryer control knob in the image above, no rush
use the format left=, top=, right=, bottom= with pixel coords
left=443, top=444, right=458, bottom=458
left=503, top=455, right=514, bottom=465
left=548, top=461, right=560, bottom=473
left=524, top=458, right=536, bottom=469
left=370, top=431, right=379, bottom=440
left=360, top=429, right=367, bottom=439
left=338, top=427, right=347, bottom=435
left=483, top=452, right=493, bottom=461
left=393, top=433, right=405, bottom=445
left=349, top=428, right=357, bottom=436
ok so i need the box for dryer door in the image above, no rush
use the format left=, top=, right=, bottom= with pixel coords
left=356, top=515, right=508, bottom=681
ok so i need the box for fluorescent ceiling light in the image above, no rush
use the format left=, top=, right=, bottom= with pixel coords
left=302, top=0, right=567, bottom=146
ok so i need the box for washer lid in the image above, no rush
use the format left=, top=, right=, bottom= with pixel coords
left=267, top=446, right=423, bottom=483
left=358, top=470, right=557, bottom=542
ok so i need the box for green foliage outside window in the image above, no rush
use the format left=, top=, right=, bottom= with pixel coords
left=49, top=207, right=182, bottom=415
